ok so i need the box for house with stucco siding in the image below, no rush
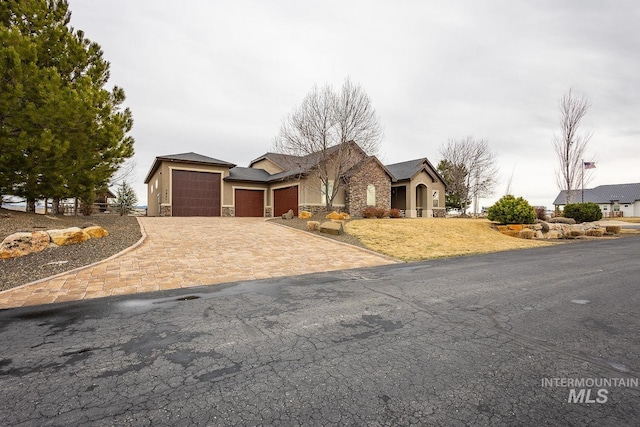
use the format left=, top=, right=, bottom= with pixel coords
left=553, top=183, right=640, bottom=217
left=144, top=142, right=446, bottom=218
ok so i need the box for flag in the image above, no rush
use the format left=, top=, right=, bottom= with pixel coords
left=583, top=161, right=596, bottom=169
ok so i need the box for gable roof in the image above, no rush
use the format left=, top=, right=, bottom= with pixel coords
left=144, top=152, right=236, bottom=183
left=343, top=156, right=397, bottom=182
left=249, top=152, right=302, bottom=170
left=385, top=158, right=446, bottom=186
left=553, top=183, right=640, bottom=205
left=224, top=167, right=272, bottom=183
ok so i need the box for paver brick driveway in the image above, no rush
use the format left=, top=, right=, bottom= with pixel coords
left=0, top=217, right=396, bottom=309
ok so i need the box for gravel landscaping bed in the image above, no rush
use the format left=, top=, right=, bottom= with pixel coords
left=0, top=209, right=142, bottom=292
left=269, top=214, right=368, bottom=249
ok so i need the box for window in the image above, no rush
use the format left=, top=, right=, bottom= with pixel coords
left=321, top=180, right=334, bottom=204
left=367, top=184, right=376, bottom=206
left=433, top=190, right=439, bottom=208
left=155, top=178, right=158, bottom=189
left=603, top=206, right=608, bottom=211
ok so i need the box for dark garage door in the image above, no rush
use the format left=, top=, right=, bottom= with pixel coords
left=235, top=189, right=264, bottom=217
left=274, top=186, right=298, bottom=217
left=172, top=170, right=221, bottom=216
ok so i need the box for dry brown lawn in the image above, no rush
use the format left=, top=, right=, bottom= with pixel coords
left=346, top=218, right=556, bottom=261
left=613, top=218, right=640, bottom=223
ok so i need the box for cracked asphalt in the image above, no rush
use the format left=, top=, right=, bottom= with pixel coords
left=1, top=237, right=639, bottom=426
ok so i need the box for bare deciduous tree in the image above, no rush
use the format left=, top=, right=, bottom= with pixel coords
left=553, top=89, right=593, bottom=203
left=274, top=78, right=383, bottom=209
left=439, top=137, right=499, bottom=215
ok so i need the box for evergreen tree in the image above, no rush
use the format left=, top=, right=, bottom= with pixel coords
left=0, top=0, right=134, bottom=212
left=114, top=181, right=138, bottom=216
left=437, top=159, right=470, bottom=212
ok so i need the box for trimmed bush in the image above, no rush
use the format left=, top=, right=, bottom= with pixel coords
left=548, top=217, right=576, bottom=224
left=605, top=225, right=621, bottom=234
left=389, top=208, right=402, bottom=218
left=563, top=202, right=603, bottom=223
left=537, top=221, right=550, bottom=233
left=487, top=195, right=536, bottom=225
left=535, top=207, right=547, bottom=221
left=362, top=207, right=387, bottom=219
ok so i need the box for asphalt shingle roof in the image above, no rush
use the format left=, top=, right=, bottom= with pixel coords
left=553, top=183, right=640, bottom=205
left=156, top=152, right=236, bottom=167
left=145, top=152, right=237, bottom=183
left=385, top=159, right=425, bottom=181
left=224, top=167, right=272, bottom=183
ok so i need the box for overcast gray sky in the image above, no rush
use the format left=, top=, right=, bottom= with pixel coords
left=68, top=0, right=640, bottom=209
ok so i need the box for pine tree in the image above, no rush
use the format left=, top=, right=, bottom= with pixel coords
left=0, top=0, right=134, bottom=212
left=114, top=181, right=138, bottom=216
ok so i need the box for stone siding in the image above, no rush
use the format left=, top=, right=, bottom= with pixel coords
left=160, top=205, right=172, bottom=217
left=345, top=159, right=391, bottom=217
left=222, top=207, right=235, bottom=217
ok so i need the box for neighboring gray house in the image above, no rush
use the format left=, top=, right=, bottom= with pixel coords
left=553, top=183, right=640, bottom=217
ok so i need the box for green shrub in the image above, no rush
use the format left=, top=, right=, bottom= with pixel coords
left=487, top=195, right=536, bottom=224
left=563, top=202, right=603, bottom=223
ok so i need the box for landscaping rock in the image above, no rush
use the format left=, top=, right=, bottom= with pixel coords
left=83, top=225, right=109, bottom=238
left=518, top=229, right=534, bottom=239
left=325, top=211, right=342, bottom=220
left=307, top=221, right=320, bottom=231
left=605, top=225, right=621, bottom=234
left=586, top=228, right=605, bottom=237
left=298, top=211, right=312, bottom=219
left=0, top=231, right=51, bottom=259
left=282, top=209, right=294, bottom=220
left=47, top=227, right=91, bottom=246
left=320, top=221, right=344, bottom=235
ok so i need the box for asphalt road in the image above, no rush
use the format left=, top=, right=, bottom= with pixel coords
left=1, top=237, right=639, bottom=426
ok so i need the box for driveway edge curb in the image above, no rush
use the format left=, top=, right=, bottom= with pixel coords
left=267, top=220, right=402, bottom=264
left=0, top=216, right=148, bottom=296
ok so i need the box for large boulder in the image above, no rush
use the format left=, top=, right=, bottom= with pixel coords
left=282, top=209, right=294, bottom=220
left=298, top=211, right=312, bottom=219
left=83, top=225, right=109, bottom=238
left=320, top=221, right=344, bottom=235
left=325, top=211, right=341, bottom=220
left=307, top=221, right=320, bottom=231
left=0, top=231, right=51, bottom=259
left=47, top=227, right=91, bottom=246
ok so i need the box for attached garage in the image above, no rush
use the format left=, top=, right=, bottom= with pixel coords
left=172, top=170, right=221, bottom=216
left=274, top=186, right=298, bottom=217
left=234, top=189, right=264, bottom=217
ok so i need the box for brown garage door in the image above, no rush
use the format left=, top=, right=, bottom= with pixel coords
left=172, top=170, right=221, bottom=216
left=235, top=189, right=264, bottom=217
left=274, top=185, right=298, bottom=217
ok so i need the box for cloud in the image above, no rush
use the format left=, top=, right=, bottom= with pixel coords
left=67, top=0, right=640, bottom=209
